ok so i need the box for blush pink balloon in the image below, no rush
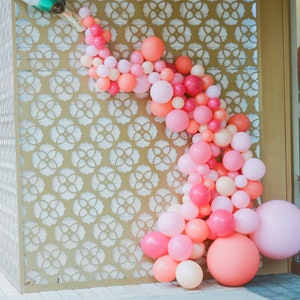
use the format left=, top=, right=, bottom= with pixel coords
left=250, top=200, right=300, bottom=259
left=168, top=234, right=193, bottom=261
left=178, top=153, right=197, bottom=175
left=242, top=158, right=266, bottom=180
left=189, top=141, right=212, bottom=164
left=157, top=211, right=185, bottom=237
left=234, top=208, right=260, bottom=234
left=193, top=105, right=213, bottom=124
left=231, top=132, right=252, bottom=152
left=165, top=109, right=190, bottom=132
left=150, top=80, right=173, bottom=103
left=223, top=150, right=244, bottom=172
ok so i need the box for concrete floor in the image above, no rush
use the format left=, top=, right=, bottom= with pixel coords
left=1, top=272, right=300, bottom=299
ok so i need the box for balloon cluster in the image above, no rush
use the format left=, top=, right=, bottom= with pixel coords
left=78, top=6, right=300, bottom=290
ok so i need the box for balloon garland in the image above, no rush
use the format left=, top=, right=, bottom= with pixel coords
left=55, top=4, right=300, bottom=289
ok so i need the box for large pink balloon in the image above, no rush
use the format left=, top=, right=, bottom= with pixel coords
left=250, top=200, right=300, bottom=259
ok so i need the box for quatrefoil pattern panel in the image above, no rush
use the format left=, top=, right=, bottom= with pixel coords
left=15, top=0, right=259, bottom=288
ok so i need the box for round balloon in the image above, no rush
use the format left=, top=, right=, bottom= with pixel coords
left=141, top=231, right=170, bottom=258
left=207, top=233, right=260, bottom=286
left=250, top=200, right=300, bottom=259
left=176, top=260, right=204, bottom=289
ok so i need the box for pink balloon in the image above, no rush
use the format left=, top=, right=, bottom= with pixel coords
left=157, top=211, right=185, bottom=237
left=242, top=158, right=266, bottom=180
left=141, top=231, right=170, bottom=258
left=207, top=209, right=235, bottom=237
left=193, top=105, right=213, bottom=125
left=189, top=183, right=211, bottom=206
left=234, top=208, right=259, bottom=234
left=150, top=80, right=174, bottom=103
left=231, top=132, right=252, bottom=152
left=206, top=85, right=221, bottom=98
left=168, top=234, right=193, bottom=261
left=211, top=196, right=233, bottom=212
left=250, top=200, right=300, bottom=259
left=165, top=109, right=190, bottom=132
left=180, top=201, right=199, bottom=221
left=178, top=153, right=197, bottom=175
left=223, top=150, right=244, bottom=172
left=231, top=190, right=250, bottom=209
left=189, top=141, right=212, bottom=164
left=133, top=74, right=151, bottom=94
left=183, top=75, right=203, bottom=97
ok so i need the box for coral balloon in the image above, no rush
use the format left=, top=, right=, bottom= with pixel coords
left=207, top=233, right=260, bottom=286
left=250, top=200, right=300, bottom=259
left=118, top=73, right=136, bottom=92
left=176, top=260, right=204, bottom=289
left=153, top=255, right=178, bottom=282
left=184, top=218, right=210, bottom=243
left=141, top=231, right=170, bottom=258
left=141, top=36, right=165, bottom=62
left=175, top=56, right=193, bottom=74
left=228, top=113, right=251, bottom=132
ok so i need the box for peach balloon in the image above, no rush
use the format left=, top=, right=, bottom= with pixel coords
left=153, top=255, right=178, bottom=282
left=176, top=260, right=204, bottom=289
left=141, top=36, right=165, bottom=62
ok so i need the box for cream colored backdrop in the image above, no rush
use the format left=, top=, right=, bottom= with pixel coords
left=1, top=0, right=258, bottom=292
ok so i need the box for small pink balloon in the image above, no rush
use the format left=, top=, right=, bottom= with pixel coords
left=207, top=209, right=235, bottom=237
left=165, top=109, right=190, bottom=132
left=231, top=132, right=252, bottom=152
left=150, top=80, right=174, bottom=103
left=206, top=85, right=221, bottom=98
left=231, top=190, right=250, bottom=209
left=223, top=150, right=244, bottom=172
left=183, top=75, right=203, bottom=97
left=189, top=183, right=211, bottom=206
left=242, top=158, right=266, bottom=180
left=168, top=234, right=193, bottom=261
left=178, top=153, right=198, bottom=175
left=189, top=141, right=212, bottom=165
left=157, top=211, right=185, bottom=237
left=211, top=195, right=233, bottom=212
left=117, top=59, right=131, bottom=73
left=193, top=105, right=213, bottom=124
left=133, top=74, right=151, bottom=94
left=180, top=201, right=199, bottom=221
left=234, top=208, right=260, bottom=234
left=141, top=231, right=170, bottom=258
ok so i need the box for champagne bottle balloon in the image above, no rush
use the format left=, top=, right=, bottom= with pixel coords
left=20, top=0, right=85, bottom=32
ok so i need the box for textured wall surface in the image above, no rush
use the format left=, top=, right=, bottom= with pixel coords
left=0, top=0, right=21, bottom=290
left=13, top=0, right=259, bottom=292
